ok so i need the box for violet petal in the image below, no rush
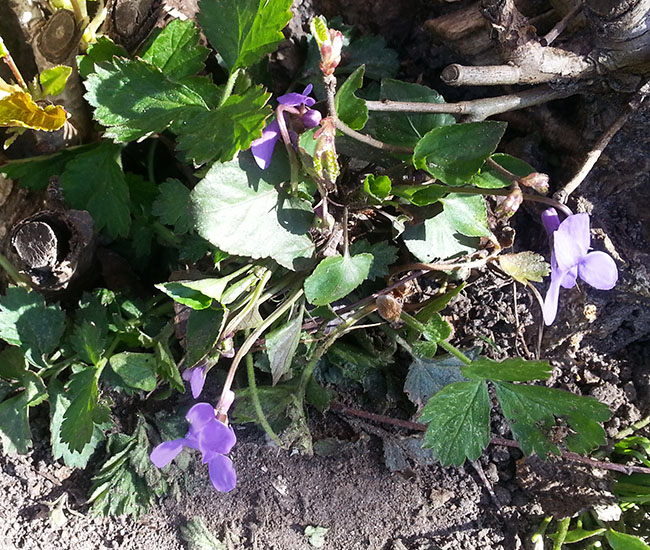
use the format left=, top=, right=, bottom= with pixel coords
left=150, top=439, right=186, bottom=468
left=189, top=366, right=207, bottom=398
left=560, top=264, right=578, bottom=289
left=251, top=119, right=281, bottom=170
left=197, top=419, right=237, bottom=455
left=185, top=403, right=216, bottom=430
left=578, top=251, right=618, bottom=290
left=302, top=109, right=322, bottom=129
left=278, top=84, right=316, bottom=107
left=543, top=269, right=564, bottom=326
left=206, top=453, right=237, bottom=492
left=541, top=208, right=560, bottom=236
left=554, top=213, right=591, bottom=271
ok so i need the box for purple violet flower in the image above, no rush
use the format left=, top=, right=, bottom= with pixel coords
left=251, top=84, right=322, bottom=170
left=182, top=364, right=207, bottom=398
left=150, top=402, right=236, bottom=492
left=541, top=208, right=618, bottom=326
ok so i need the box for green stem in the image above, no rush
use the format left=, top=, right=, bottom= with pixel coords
left=399, top=311, right=472, bottom=364
left=218, top=69, right=240, bottom=108
left=552, top=517, right=571, bottom=550
left=217, top=287, right=305, bottom=412
left=531, top=516, right=552, bottom=550
left=615, top=414, right=650, bottom=440
left=246, top=347, right=282, bottom=445
left=0, top=252, right=31, bottom=288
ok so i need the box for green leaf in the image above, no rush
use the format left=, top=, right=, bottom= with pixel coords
left=559, top=527, right=606, bottom=544
left=0, top=347, right=27, bottom=380
left=60, top=366, right=104, bottom=453
left=156, top=278, right=230, bottom=310
left=49, top=379, right=104, bottom=468
left=335, top=65, right=368, bottom=130
left=185, top=304, right=227, bottom=367
left=413, top=121, right=507, bottom=185
left=403, top=193, right=490, bottom=261
left=605, top=530, right=650, bottom=550
left=190, top=154, right=315, bottom=271
left=420, top=380, right=490, bottom=466
left=154, top=338, right=184, bottom=393
left=0, top=371, right=47, bottom=454
left=349, top=239, right=398, bottom=281
left=77, top=37, right=129, bottom=78
left=439, top=193, right=491, bottom=237
left=422, top=313, right=451, bottom=343
left=304, top=526, right=329, bottom=548
left=304, top=253, right=373, bottom=306
left=39, top=65, right=72, bottom=97
left=362, top=174, right=391, bottom=201
left=152, top=179, right=192, bottom=233
left=180, top=517, right=227, bottom=550
left=61, top=141, right=131, bottom=238
left=141, top=19, right=209, bottom=80
left=266, top=305, right=304, bottom=385
left=471, top=153, right=535, bottom=189
left=392, top=183, right=447, bottom=206
left=110, top=352, right=158, bottom=391
left=461, top=357, right=552, bottom=382
left=84, top=57, right=207, bottom=141
left=494, top=382, right=611, bottom=456
left=371, top=79, right=454, bottom=148
left=345, top=35, right=399, bottom=80
left=175, top=86, right=271, bottom=165
left=70, top=292, right=109, bottom=366
left=404, top=355, right=469, bottom=408
left=0, top=286, right=66, bottom=368
left=198, top=0, right=293, bottom=72
left=499, top=252, right=550, bottom=284
left=416, top=283, right=465, bottom=321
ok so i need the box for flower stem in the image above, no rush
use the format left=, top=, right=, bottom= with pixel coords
left=217, top=286, right=305, bottom=414
left=218, top=68, right=240, bottom=108
left=0, top=39, right=27, bottom=89
left=246, top=345, right=282, bottom=445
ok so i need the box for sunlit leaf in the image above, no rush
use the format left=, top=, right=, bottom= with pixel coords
left=0, top=90, right=66, bottom=131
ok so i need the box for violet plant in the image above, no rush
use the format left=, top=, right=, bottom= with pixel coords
left=0, top=0, right=636, bottom=523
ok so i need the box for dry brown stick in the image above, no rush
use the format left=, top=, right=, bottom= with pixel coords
left=365, top=85, right=572, bottom=121
left=540, top=2, right=582, bottom=46
left=554, top=81, right=650, bottom=203
left=330, top=402, right=650, bottom=476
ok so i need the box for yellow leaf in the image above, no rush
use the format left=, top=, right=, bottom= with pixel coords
left=0, top=91, right=67, bottom=131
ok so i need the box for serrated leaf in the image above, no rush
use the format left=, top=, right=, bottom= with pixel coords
left=198, top=0, right=293, bottom=72
left=0, top=90, right=67, bottom=131
left=304, top=253, right=373, bottom=306
left=335, top=65, right=367, bottom=130
left=70, top=321, right=106, bottom=366
left=605, top=530, right=650, bottom=550
left=110, top=352, right=158, bottom=391
left=49, top=379, right=104, bottom=468
left=175, top=86, right=271, bottom=165
left=181, top=517, right=227, bottom=550
left=499, top=252, right=550, bottom=284
left=190, top=153, right=315, bottom=271
left=345, top=35, right=399, bottom=80
left=77, top=37, right=129, bottom=78
left=61, top=141, right=131, bottom=238
left=152, top=179, right=192, bottom=233
left=349, top=239, right=398, bottom=281
left=39, top=65, right=72, bottom=97
left=404, top=356, right=469, bottom=408
left=0, top=347, right=27, bottom=380
left=471, top=153, right=535, bottom=189
left=0, top=371, right=47, bottom=454
left=420, top=380, right=490, bottom=466
left=141, top=19, right=209, bottom=80
left=413, top=121, right=507, bottom=185
left=84, top=57, right=207, bottom=141
left=402, top=193, right=490, bottom=261
left=0, top=286, right=66, bottom=368
left=370, top=79, right=454, bottom=148
left=185, top=304, right=227, bottom=367
left=266, top=305, right=304, bottom=385
left=461, top=357, right=552, bottom=382
left=60, top=366, right=103, bottom=452
left=494, top=381, right=611, bottom=456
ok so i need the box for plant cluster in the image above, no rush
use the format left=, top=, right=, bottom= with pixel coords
left=0, top=1, right=647, bottom=546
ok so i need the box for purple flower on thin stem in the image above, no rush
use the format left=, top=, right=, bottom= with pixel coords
left=541, top=208, right=618, bottom=326
left=182, top=364, right=207, bottom=398
left=150, top=399, right=236, bottom=492
left=251, top=84, right=322, bottom=170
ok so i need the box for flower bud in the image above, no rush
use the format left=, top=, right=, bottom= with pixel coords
left=310, top=16, right=343, bottom=76
left=376, top=294, right=402, bottom=323
left=519, top=172, right=550, bottom=194
left=496, top=186, right=523, bottom=218
left=313, top=117, right=339, bottom=185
